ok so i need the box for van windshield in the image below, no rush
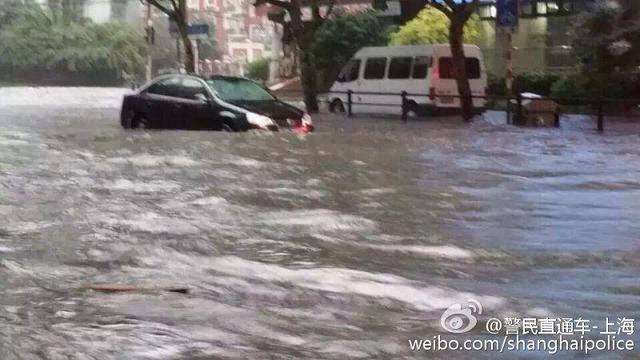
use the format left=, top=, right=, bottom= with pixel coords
left=438, top=58, right=481, bottom=79
left=206, top=78, right=275, bottom=102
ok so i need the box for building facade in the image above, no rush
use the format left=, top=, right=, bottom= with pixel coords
left=189, top=0, right=276, bottom=67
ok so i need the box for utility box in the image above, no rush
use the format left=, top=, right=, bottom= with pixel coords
left=514, top=93, right=559, bottom=127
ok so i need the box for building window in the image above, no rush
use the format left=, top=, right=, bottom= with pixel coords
left=523, top=0, right=575, bottom=17
left=478, top=0, right=575, bottom=19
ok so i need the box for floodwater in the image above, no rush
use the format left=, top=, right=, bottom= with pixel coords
left=1, top=88, right=639, bottom=359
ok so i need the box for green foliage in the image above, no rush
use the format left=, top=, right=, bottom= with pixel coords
left=572, top=0, right=640, bottom=74
left=0, top=6, right=146, bottom=78
left=551, top=72, right=640, bottom=100
left=389, top=7, right=481, bottom=45
left=244, top=58, right=271, bottom=83
left=487, top=72, right=561, bottom=96
left=310, top=10, right=388, bottom=88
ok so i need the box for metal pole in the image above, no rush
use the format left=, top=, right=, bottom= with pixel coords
left=597, top=99, right=604, bottom=132
left=347, top=90, right=353, bottom=117
left=516, top=93, right=523, bottom=125
left=401, top=91, right=408, bottom=121
left=506, top=96, right=511, bottom=124
left=192, top=39, right=199, bottom=75
left=505, top=30, right=513, bottom=98
left=145, top=1, right=153, bottom=81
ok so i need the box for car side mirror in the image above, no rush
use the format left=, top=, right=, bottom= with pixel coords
left=194, top=93, right=210, bottom=104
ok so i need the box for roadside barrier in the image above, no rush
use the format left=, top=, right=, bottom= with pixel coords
left=275, top=88, right=640, bottom=132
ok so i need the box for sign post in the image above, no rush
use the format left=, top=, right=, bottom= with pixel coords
left=496, top=0, right=518, bottom=97
left=169, top=22, right=209, bottom=74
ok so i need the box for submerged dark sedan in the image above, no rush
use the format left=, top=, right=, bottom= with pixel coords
left=120, top=74, right=314, bottom=132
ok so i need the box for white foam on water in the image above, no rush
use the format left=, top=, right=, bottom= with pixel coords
left=353, top=187, right=398, bottom=196
left=312, top=234, right=474, bottom=260
left=198, top=256, right=502, bottom=312
left=260, top=209, right=378, bottom=233
left=237, top=238, right=319, bottom=252
left=6, top=221, right=57, bottom=235
left=107, top=154, right=199, bottom=167
left=0, top=130, right=31, bottom=140
left=365, top=244, right=474, bottom=259
left=263, top=187, right=327, bottom=199
left=101, top=179, right=181, bottom=193
left=233, top=157, right=265, bottom=168
left=100, top=212, right=200, bottom=235
left=191, top=196, right=229, bottom=206
left=232, top=256, right=499, bottom=310
left=0, top=87, right=129, bottom=108
left=0, top=245, right=16, bottom=253
left=0, top=139, right=30, bottom=147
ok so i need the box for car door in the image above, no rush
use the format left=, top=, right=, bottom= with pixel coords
left=142, top=77, right=182, bottom=128
left=178, top=78, right=217, bottom=130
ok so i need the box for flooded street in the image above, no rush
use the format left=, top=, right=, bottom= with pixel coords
left=1, top=88, right=640, bottom=359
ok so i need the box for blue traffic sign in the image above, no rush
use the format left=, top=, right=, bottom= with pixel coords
left=169, top=21, right=209, bottom=36
left=496, top=0, right=518, bottom=28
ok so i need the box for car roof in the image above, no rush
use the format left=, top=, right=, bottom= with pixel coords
left=137, top=73, right=258, bottom=93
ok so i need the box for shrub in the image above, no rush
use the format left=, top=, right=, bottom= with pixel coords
left=551, top=72, right=640, bottom=100
left=311, top=10, right=388, bottom=89
left=388, top=7, right=480, bottom=45
left=244, top=58, right=270, bottom=83
left=487, top=72, right=562, bottom=96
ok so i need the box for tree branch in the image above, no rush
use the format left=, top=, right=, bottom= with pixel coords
left=324, top=0, right=336, bottom=19
left=428, top=0, right=453, bottom=18
left=255, top=0, right=292, bottom=12
left=440, top=0, right=457, bottom=11
left=146, top=0, right=174, bottom=17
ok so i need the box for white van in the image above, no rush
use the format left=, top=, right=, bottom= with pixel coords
left=328, top=44, right=487, bottom=116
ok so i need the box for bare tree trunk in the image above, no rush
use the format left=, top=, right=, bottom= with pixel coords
left=289, top=0, right=319, bottom=112
left=299, top=46, right=319, bottom=112
left=449, top=18, right=474, bottom=122
left=176, top=1, right=195, bottom=73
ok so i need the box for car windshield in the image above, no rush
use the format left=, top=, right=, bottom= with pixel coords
left=206, top=78, right=275, bottom=102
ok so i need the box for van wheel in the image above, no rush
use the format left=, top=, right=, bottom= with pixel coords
left=330, top=99, right=345, bottom=113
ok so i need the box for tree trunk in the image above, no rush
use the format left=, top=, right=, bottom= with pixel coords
left=175, top=2, right=195, bottom=73
left=449, top=18, right=474, bottom=122
left=289, top=0, right=319, bottom=113
left=299, top=46, right=319, bottom=113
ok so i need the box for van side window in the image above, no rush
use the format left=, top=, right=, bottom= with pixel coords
left=412, top=56, right=431, bottom=79
left=388, top=57, right=412, bottom=79
left=364, top=58, right=387, bottom=79
left=337, top=59, right=361, bottom=83
left=439, top=58, right=481, bottom=79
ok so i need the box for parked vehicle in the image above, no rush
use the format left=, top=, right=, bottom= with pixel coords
left=120, top=74, right=314, bottom=132
left=328, top=44, right=487, bottom=116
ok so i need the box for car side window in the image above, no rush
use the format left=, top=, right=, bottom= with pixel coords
left=146, top=77, right=181, bottom=97
left=180, top=78, right=209, bottom=100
